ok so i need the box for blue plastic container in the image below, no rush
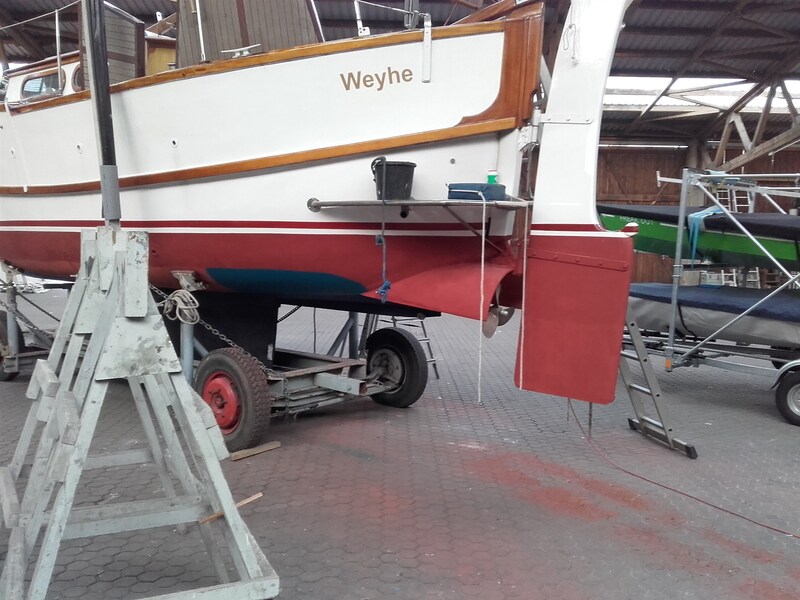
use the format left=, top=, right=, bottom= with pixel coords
left=447, top=183, right=507, bottom=201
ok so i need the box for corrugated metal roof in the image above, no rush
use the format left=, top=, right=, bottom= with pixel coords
left=614, top=0, right=800, bottom=79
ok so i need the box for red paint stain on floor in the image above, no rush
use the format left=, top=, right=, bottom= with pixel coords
left=523, top=484, right=616, bottom=521
left=466, top=452, right=650, bottom=520
left=613, top=524, right=730, bottom=577
left=738, top=579, right=799, bottom=600
left=467, top=454, right=615, bottom=520
left=702, top=529, right=780, bottom=564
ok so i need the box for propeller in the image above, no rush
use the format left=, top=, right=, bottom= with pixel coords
left=482, top=304, right=515, bottom=338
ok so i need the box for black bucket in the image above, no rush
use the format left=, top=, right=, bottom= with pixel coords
left=371, top=157, right=416, bottom=201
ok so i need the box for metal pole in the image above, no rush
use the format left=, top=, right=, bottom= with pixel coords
left=760, top=192, right=787, bottom=214
left=55, top=9, right=64, bottom=92
left=6, top=284, right=20, bottom=356
left=348, top=311, right=359, bottom=359
left=0, top=32, right=8, bottom=73
left=328, top=315, right=356, bottom=356
left=81, top=0, right=122, bottom=227
left=180, top=322, right=195, bottom=382
left=666, top=168, right=691, bottom=366
left=195, top=0, right=208, bottom=62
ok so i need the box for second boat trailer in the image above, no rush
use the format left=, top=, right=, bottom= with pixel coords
left=627, top=169, right=800, bottom=426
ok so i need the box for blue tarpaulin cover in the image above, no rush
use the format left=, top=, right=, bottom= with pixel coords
left=630, top=283, right=800, bottom=324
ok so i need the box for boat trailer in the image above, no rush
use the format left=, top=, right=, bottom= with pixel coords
left=1, top=269, right=431, bottom=452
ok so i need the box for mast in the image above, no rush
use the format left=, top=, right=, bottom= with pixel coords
left=81, top=0, right=122, bottom=227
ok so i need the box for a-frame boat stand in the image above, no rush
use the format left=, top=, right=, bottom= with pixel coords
left=0, top=228, right=279, bottom=599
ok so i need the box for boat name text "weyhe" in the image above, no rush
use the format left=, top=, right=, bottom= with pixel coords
left=340, top=67, right=414, bottom=91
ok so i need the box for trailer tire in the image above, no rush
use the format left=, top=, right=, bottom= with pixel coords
left=366, top=327, right=428, bottom=408
left=775, top=370, right=800, bottom=427
left=195, top=348, right=272, bottom=452
left=0, top=311, right=23, bottom=382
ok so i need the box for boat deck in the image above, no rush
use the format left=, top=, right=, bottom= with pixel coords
left=1, top=291, right=798, bottom=600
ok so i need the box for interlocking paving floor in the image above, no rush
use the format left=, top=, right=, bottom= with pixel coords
left=1, top=291, right=798, bottom=599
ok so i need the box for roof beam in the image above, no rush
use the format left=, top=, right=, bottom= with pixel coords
left=701, top=49, right=800, bottom=138
left=0, top=6, right=49, bottom=61
left=634, top=0, right=735, bottom=11
left=634, top=0, right=799, bottom=14
left=780, top=81, right=799, bottom=119
left=738, top=17, right=800, bottom=42
left=696, top=58, right=762, bottom=80
left=753, top=83, right=777, bottom=146
left=622, top=0, right=758, bottom=136
left=704, top=41, right=800, bottom=60
left=615, top=45, right=797, bottom=62
left=741, top=3, right=800, bottom=16
left=622, top=25, right=799, bottom=41
left=1, top=12, right=80, bottom=24
left=718, top=121, right=800, bottom=171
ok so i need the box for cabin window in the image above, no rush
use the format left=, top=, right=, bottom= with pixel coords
left=21, top=69, right=65, bottom=99
left=72, top=66, right=84, bottom=91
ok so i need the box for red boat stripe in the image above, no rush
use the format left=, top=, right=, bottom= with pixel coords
left=0, top=220, right=485, bottom=232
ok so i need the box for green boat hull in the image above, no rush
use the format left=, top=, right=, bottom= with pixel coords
left=600, top=213, right=800, bottom=270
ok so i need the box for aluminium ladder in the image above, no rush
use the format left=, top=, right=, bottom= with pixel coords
left=621, top=313, right=698, bottom=459
left=388, top=316, right=440, bottom=380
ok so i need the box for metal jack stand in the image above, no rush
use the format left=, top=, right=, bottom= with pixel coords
left=0, top=228, right=279, bottom=599
left=621, top=312, right=698, bottom=459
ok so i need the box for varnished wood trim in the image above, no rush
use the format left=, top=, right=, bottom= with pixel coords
left=2, top=21, right=506, bottom=117
left=459, top=8, right=543, bottom=128
left=0, top=118, right=516, bottom=196
left=456, top=0, right=543, bottom=24
left=0, top=181, right=101, bottom=195
left=518, top=14, right=544, bottom=120
left=5, top=90, right=91, bottom=115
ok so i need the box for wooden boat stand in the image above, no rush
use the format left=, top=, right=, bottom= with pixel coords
left=620, top=311, right=698, bottom=459
left=0, top=228, right=279, bottom=600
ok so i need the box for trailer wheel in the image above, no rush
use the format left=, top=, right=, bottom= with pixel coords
left=0, top=311, right=23, bottom=382
left=366, top=327, right=428, bottom=408
left=194, top=348, right=272, bottom=452
left=775, top=370, right=800, bottom=426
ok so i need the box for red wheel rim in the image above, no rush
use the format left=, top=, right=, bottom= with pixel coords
left=201, top=371, right=241, bottom=434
